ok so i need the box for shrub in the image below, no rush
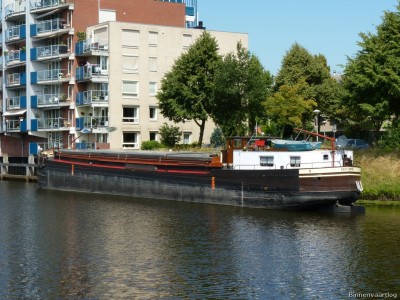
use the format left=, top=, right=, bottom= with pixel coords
left=210, top=127, right=225, bottom=148
left=159, top=123, right=181, bottom=148
left=141, top=140, right=162, bottom=150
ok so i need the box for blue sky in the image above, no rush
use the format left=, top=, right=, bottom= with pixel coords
left=198, top=0, right=398, bottom=75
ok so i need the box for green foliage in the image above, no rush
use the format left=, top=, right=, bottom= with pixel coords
left=141, top=140, right=163, bottom=150
left=212, top=42, right=273, bottom=136
left=264, top=79, right=317, bottom=136
left=342, top=4, right=400, bottom=138
left=76, top=31, right=86, bottom=42
left=157, top=31, right=221, bottom=146
left=210, top=127, right=225, bottom=148
left=159, top=123, right=181, bottom=148
left=378, top=123, right=400, bottom=150
left=271, top=43, right=340, bottom=131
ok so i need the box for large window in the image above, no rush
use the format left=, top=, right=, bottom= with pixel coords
left=123, top=132, right=139, bottom=148
left=149, top=106, right=157, bottom=121
left=122, top=81, right=139, bottom=98
left=123, top=107, right=139, bottom=123
left=148, top=57, right=157, bottom=72
left=183, top=132, right=191, bottom=144
left=149, top=82, right=157, bottom=96
left=182, top=34, right=192, bottom=49
left=148, top=31, right=158, bottom=46
left=122, top=55, right=139, bottom=73
left=122, top=29, right=139, bottom=48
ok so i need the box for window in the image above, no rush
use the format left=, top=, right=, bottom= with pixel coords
left=122, top=55, right=139, bottom=73
left=123, top=107, right=139, bottom=123
left=149, top=107, right=157, bottom=121
left=123, top=132, right=139, bottom=148
left=148, top=31, right=158, bottom=46
left=122, top=81, right=139, bottom=98
left=290, top=156, right=301, bottom=167
left=149, top=82, right=157, bottom=96
left=182, top=34, right=192, bottom=49
left=183, top=132, right=191, bottom=144
left=149, top=131, right=158, bottom=141
left=323, top=154, right=329, bottom=160
left=149, top=57, right=157, bottom=72
left=99, top=56, right=108, bottom=73
left=122, top=29, right=139, bottom=48
left=260, top=156, right=274, bottom=167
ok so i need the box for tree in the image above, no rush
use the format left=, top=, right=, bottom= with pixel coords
left=212, top=42, right=273, bottom=136
left=271, top=43, right=341, bottom=132
left=342, top=4, right=400, bottom=138
left=264, top=79, right=317, bottom=136
left=157, top=31, right=221, bottom=147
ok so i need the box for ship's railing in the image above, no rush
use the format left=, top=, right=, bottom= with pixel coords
left=232, top=160, right=344, bottom=170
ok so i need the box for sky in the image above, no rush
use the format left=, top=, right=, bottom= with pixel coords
left=198, top=0, right=399, bottom=75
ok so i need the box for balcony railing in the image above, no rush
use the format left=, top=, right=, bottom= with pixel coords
left=6, top=50, right=26, bottom=65
left=76, top=64, right=108, bottom=81
left=5, top=1, right=26, bottom=18
left=35, top=18, right=67, bottom=35
left=82, top=116, right=109, bottom=127
left=36, top=117, right=70, bottom=130
left=6, top=96, right=23, bottom=109
left=36, top=93, right=68, bottom=106
left=76, top=90, right=109, bottom=106
left=33, top=44, right=68, bottom=60
left=75, top=39, right=109, bottom=55
left=6, top=25, right=26, bottom=42
left=30, top=0, right=66, bottom=10
left=7, top=73, right=26, bottom=87
left=6, top=119, right=22, bottom=132
left=33, top=69, right=69, bottom=83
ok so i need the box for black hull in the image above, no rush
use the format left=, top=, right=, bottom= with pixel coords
left=37, top=160, right=360, bottom=210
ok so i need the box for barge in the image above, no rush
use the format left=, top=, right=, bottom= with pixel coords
left=37, top=132, right=363, bottom=210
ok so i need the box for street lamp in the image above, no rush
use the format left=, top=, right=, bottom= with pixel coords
left=313, top=109, right=321, bottom=141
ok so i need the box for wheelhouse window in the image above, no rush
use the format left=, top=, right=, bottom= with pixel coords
left=290, top=156, right=301, bottom=167
left=260, top=156, right=274, bottom=167
left=123, top=107, right=139, bottom=123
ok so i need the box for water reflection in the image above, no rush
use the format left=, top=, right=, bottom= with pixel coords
left=0, top=181, right=399, bottom=299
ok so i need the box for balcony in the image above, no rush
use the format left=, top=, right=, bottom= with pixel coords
left=31, top=44, right=69, bottom=60
left=6, top=119, right=23, bottom=132
left=76, top=90, right=109, bottom=106
left=6, top=73, right=27, bottom=87
left=31, top=18, right=71, bottom=37
left=31, top=93, right=69, bottom=108
left=5, top=1, right=26, bottom=20
left=30, top=0, right=67, bottom=11
left=33, top=117, right=71, bottom=131
left=6, top=96, right=27, bottom=110
left=76, top=115, right=109, bottom=130
left=31, top=69, right=70, bottom=84
left=75, top=39, right=109, bottom=56
left=6, top=49, right=26, bottom=66
left=75, top=64, right=108, bottom=82
left=5, top=25, right=26, bottom=43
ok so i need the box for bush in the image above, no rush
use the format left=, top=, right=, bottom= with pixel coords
left=141, top=140, right=162, bottom=150
left=210, top=127, right=225, bottom=148
left=378, top=124, right=400, bottom=151
left=159, top=123, right=181, bottom=148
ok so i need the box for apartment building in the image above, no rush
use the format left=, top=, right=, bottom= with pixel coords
left=75, top=22, right=247, bottom=150
left=0, top=0, right=246, bottom=157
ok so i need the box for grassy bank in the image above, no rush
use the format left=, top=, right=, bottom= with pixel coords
left=355, top=150, right=400, bottom=201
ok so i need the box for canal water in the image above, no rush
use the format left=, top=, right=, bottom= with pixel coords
left=0, top=181, right=399, bottom=299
